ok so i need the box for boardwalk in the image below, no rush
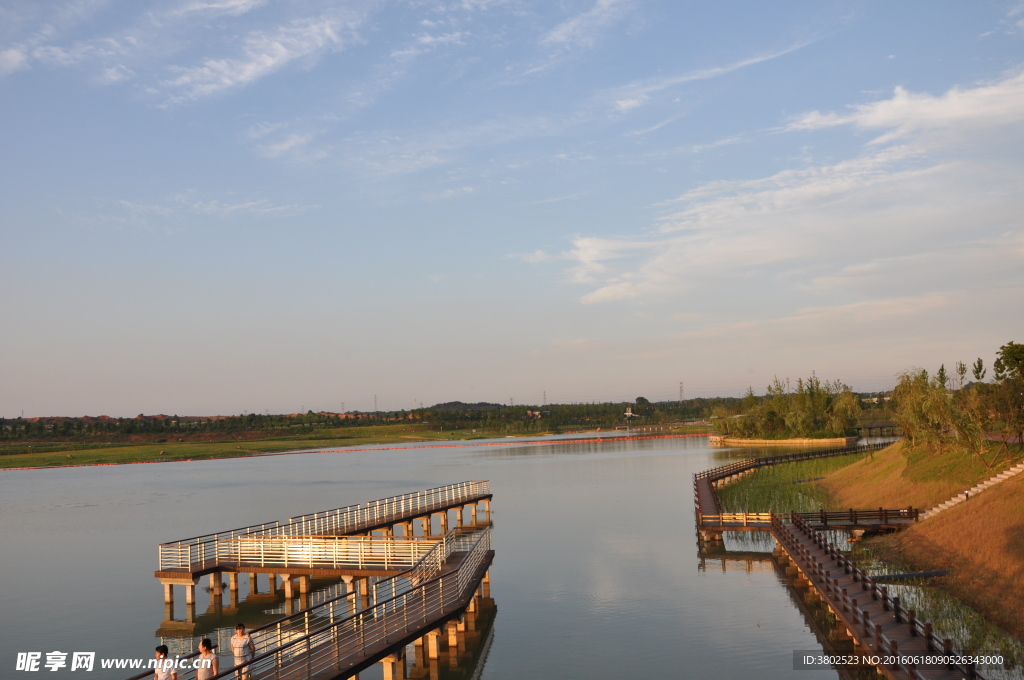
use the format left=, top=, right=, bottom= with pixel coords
left=774, top=515, right=984, bottom=680
left=693, top=444, right=993, bottom=680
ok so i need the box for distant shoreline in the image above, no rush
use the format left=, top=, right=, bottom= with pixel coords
left=1, top=431, right=711, bottom=472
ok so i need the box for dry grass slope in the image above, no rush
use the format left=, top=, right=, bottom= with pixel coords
left=879, top=473, right=1024, bottom=641
left=820, top=441, right=1021, bottom=510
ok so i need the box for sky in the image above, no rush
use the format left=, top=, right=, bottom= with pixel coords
left=1, top=0, right=1023, bottom=417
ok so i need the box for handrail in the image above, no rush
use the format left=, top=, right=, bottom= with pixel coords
left=695, top=442, right=889, bottom=481
left=158, top=480, right=491, bottom=571
left=279, top=480, right=491, bottom=537
left=772, top=513, right=987, bottom=680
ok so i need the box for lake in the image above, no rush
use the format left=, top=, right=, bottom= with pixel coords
left=0, top=434, right=853, bottom=680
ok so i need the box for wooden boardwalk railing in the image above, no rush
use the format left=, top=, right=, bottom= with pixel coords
left=158, top=481, right=491, bottom=571
left=693, top=443, right=893, bottom=529
left=773, top=514, right=990, bottom=680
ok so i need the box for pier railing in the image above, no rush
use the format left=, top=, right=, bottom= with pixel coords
left=157, top=521, right=283, bottom=571
left=158, top=480, right=490, bottom=572
left=694, top=442, right=890, bottom=482
left=774, top=514, right=988, bottom=680
left=277, top=480, right=491, bottom=537
left=217, top=534, right=443, bottom=571
left=697, top=508, right=918, bottom=528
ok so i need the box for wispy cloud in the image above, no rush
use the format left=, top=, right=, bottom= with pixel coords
left=602, top=42, right=813, bottom=112
left=110, top=193, right=318, bottom=231
left=556, top=71, right=1024, bottom=314
left=541, top=0, right=633, bottom=50
left=159, top=14, right=362, bottom=103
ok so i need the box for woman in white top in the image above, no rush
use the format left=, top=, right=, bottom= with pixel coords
left=196, top=639, right=219, bottom=680
left=230, top=624, right=255, bottom=680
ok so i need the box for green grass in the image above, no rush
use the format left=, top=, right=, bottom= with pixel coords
left=715, top=452, right=869, bottom=513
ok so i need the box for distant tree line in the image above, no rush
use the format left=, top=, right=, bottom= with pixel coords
left=1, top=398, right=729, bottom=442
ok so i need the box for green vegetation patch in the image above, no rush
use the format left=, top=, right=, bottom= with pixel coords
left=715, top=452, right=868, bottom=514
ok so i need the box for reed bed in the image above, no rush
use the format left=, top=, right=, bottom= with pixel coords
left=715, top=452, right=869, bottom=514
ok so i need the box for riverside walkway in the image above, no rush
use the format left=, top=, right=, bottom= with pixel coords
left=136, top=483, right=495, bottom=680
left=694, top=444, right=990, bottom=680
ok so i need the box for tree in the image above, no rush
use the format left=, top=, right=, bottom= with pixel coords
left=936, top=364, right=948, bottom=389
left=972, top=358, right=986, bottom=382
left=955, top=361, right=967, bottom=390
left=993, top=341, right=1024, bottom=381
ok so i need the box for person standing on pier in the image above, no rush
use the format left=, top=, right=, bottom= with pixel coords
left=153, top=645, right=177, bottom=680
left=230, top=624, right=255, bottom=680
left=196, top=639, right=219, bottom=680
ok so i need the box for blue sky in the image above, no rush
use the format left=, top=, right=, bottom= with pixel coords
left=2, top=0, right=1023, bottom=416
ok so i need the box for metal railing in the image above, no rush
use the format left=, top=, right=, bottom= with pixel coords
left=158, top=481, right=490, bottom=571
left=774, top=514, right=988, bottom=680
left=279, top=480, right=491, bottom=537
left=217, top=535, right=442, bottom=571
left=157, top=521, right=283, bottom=571
left=138, top=526, right=491, bottom=680
left=131, top=526, right=491, bottom=680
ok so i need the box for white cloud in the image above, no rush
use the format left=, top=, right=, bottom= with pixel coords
left=163, top=0, right=267, bottom=19
left=160, top=15, right=358, bottom=103
left=0, top=48, right=26, bottom=73
left=560, top=72, right=1024, bottom=317
left=542, top=0, right=632, bottom=49
left=786, top=72, right=1024, bottom=142
left=426, top=186, right=475, bottom=200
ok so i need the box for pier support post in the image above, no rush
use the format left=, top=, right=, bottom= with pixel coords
left=209, top=569, right=224, bottom=598
left=228, top=572, right=238, bottom=591
left=481, top=499, right=490, bottom=521
left=298, top=575, right=311, bottom=594
left=282, top=575, right=294, bottom=599
left=467, top=503, right=477, bottom=525
left=426, top=629, right=441, bottom=660
left=455, top=506, right=464, bottom=527
left=248, top=573, right=258, bottom=594
left=382, top=653, right=406, bottom=680
left=447, top=620, right=459, bottom=649
left=163, top=583, right=174, bottom=604
left=436, top=511, right=448, bottom=534
left=185, top=583, right=195, bottom=605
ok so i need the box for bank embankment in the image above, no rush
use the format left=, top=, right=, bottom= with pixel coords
left=819, top=440, right=1023, bottom=510
left=817, top=441, right=1024, bottom=641
left=709, top=435, right=858, bottom=447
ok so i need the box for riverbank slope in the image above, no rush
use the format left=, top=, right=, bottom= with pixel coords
left=818, top=441, right=1024, bottom=641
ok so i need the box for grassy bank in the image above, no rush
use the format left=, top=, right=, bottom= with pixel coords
left=0, top=423, right=710, bottom=469
left=820, top=440, right=1023, bottom=510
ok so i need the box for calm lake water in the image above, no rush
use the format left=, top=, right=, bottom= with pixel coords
left=1, top=434, right=856, bottom=680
